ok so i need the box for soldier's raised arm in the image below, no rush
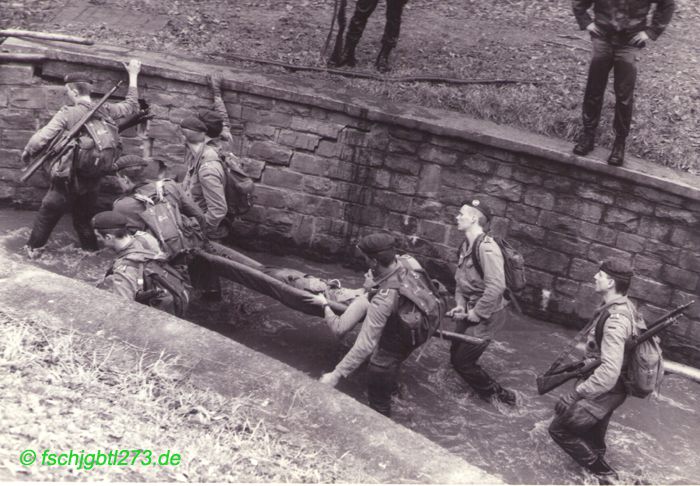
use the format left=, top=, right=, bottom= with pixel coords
left=104, top=59, right=141, bottom=120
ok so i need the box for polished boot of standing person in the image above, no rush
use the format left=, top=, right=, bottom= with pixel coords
left=607, top=136, right=626, bottom=166
left=573, top=130, right=596, bottom=156
left=375, top=44, right=393, bottom=73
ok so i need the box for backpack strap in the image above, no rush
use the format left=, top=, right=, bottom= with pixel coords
left=469, top=233, right=487, bottom=279
left=133, top=193, right=154, bottom=206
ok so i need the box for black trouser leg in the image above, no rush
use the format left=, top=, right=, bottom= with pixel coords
left=449, top=335, right=502, bottom=398
left=346, top=0, right=379, bottom=47
left=72, top=190, right=99, bottom=251
left=381, top=0, right=407, bottom=48
left=188, top=253, right=222, bottom=295
left=582, top=37, right=614, bottom=134
left=27, top=184, right=69, bottom=249
left=548, top=387, right=626, bottom=470
left=549, top=403, right=604, bottom=468
left=611, top=45, right=637, bottom=138
left=367, top=347, right=409, bottom=417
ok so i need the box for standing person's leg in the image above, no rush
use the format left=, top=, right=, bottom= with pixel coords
left=449, top=308, right=515, bottom=403
left=607, top=44, right=638, bottom=166
left=27, top=184, right=70, bottom=250
left=367, top=347, right=407, bottom=416
left=376, top=0, right=408, bottom=71
left=72, top=189, right=99, bottom=251
left=341, top=0, right=380, bottom=66
left=575, top=36, right=614, bottom=155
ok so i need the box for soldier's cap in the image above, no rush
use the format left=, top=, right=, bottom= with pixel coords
left=63, top=72, right=93, bottom=84
left=600, top=258, right=634, bottom=283
left=197, top=109, right=224, bottom=137
left=114, top=155, right=148, bottom=172
left=357, top=233, right=396, bottom=255
left=180, top=116, right=208, bottom=133
left=91, top=211, right=128, bottom=231
left=462, top=198, right=491, bottom=221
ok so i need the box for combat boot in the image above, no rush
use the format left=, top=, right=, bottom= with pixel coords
left=337, top=43, right=358, bottom=68
left=375, top=44, right=393, bottom=73
left=607, top=137, right=626, bottom=166
left=589, top=456, right=619, bottom=485
left=573, top=130, right=595, bottom=156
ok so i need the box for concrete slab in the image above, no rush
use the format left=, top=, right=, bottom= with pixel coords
left=0, top=251, right=501, bottom=484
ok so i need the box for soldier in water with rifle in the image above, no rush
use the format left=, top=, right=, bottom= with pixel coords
left=20, top=60, right=142, bottom=257
left=542, top=258, right=690, bottom=484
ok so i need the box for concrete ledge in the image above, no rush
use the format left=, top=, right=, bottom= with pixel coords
left=3, top=36, right=699, bottom=201
left=0, top=252, right=500, bottom=484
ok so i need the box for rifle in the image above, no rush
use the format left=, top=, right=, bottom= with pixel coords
left=117, top=107, right=153, bottom=133
left=536, top=300, right=694, bottom=395
left=20, top=81, right=123, bottom=183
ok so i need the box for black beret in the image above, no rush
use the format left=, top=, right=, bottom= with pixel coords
left=92, top=211, right=128, bottom=231
left=63, top=72, right=93, bottom=84
left=600, top=258, right=634, bottom=283
left=463, top=198, right=491, bottom=221
left=180, top=116, right=208, bottom=133
left=357, top=233, right=396, bottom=255
left=197, top=108, right=225, bottom=137
left=114, top=155, right=148, bottom=172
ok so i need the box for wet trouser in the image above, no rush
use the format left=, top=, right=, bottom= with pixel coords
left=28, top=182, right=99, bottom=251
left=449, top=308, right=507, bottom=398
left=582, top=35, right=639, bottom=139
left=346, top=0, right=409, bottom=49
left=188, top=243, right=222, bottom=296
left=548, top=380, right=627, bottom=469
left=366, top=334, right=414, bottom=416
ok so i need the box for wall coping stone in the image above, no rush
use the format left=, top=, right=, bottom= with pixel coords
left=3, top=36, right=699, bottom=202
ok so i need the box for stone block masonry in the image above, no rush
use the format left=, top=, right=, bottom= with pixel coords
left=0, top=38, right=699, bottom=366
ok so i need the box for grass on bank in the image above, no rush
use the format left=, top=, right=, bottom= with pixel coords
left=0, top=309, right=370, bottom=482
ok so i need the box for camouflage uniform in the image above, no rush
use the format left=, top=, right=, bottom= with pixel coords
left=25, top=88, right=139, bottom=250
left=105, top=231, right=162, bottom=301
left=181, top=144, right=228, bottom=240
left=330, top=255, right=422, bottom=416
left=549, top=296, right=635, bottom=469
left=113, top=179, right=205, bottom=234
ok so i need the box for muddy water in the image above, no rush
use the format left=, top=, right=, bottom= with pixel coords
left=1, top=209, right=698, bottom=484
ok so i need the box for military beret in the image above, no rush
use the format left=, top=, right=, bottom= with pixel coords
left=63, top=72, right=93, bottom=84
left=114, top=155, right=148, bottom=172
left=462, top=198, right=491, bottom=221
left=357, top=233, right=396, bottom=255
left=197, top=109, right=225, bottom=137
left=600, top=258, right=634, bottom=283
left=92, top=211, right=128, bottom=230
left=180, top=116, right=208, bottom=133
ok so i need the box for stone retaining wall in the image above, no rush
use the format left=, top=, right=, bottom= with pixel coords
left=0, top=39, right=698, bottom=365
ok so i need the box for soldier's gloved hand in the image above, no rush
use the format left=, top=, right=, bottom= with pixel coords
left=629, top=31, right=649, bottom=47
left=555, top=390, right=581, bottom=415
left=446, top=305, right=466, bottom=320
left=135, top=288, right=161, bottom=304
left=586, top=22, right=603, bottom=38
left=319, top=370, right=342, bottom=387
left=466, top=309, right=481, bottom=323
left=20, top=150, right=31, bottom=166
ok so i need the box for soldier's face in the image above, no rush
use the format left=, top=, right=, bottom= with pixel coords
left=594, top=270, right=614, bottom=293
left=115, top=173, right=134, bottom=193
left=456, top=205, right=475, bottom=231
